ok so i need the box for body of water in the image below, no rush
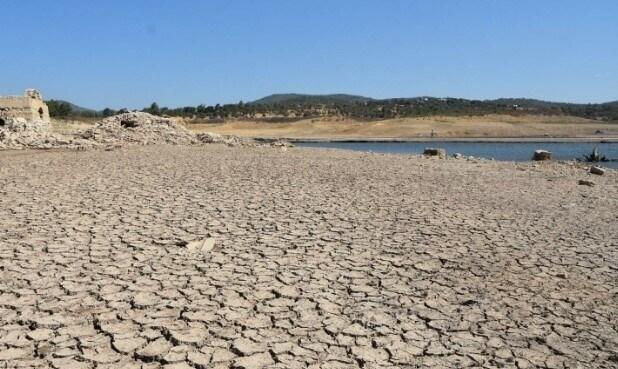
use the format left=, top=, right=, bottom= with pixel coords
left=298, top=141, right=618, bottom=169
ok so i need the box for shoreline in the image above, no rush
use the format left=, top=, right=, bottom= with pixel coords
left=188, top=114, right=618, bottom=141
left=279, top=136, right=618, bottom=143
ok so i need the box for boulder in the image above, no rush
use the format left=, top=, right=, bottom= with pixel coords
left=578, top=179, right=595, bottom=187
left=423, top=148, right=446, bottom=158
left=590, top=166, right=605, bottom=175
left=532, top=150, right=552, bottom=161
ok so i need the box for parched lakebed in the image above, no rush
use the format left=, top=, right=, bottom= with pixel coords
left=0, top=145, right=616, bottom=368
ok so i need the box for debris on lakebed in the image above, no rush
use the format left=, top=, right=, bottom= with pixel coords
left=0, top=117, right=95, bottom=150
left=590, top=166, right=606, bottom=175
left=178, top=238, right=216, bottom=254
left=0, top=112, right=292, bottom=150
left=423, top=147, right=447, bottom=158
left=578, top=179, right=595, bottom=186
left=532, top=149, right=552, bottom=161
left=80, top=112, right=197, bottom=146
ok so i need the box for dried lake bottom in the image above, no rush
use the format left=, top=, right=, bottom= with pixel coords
left=0, top=146, right=616, bottom=368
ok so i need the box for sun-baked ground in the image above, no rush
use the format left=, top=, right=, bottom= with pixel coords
left=0, top=145, right=616, bottom=368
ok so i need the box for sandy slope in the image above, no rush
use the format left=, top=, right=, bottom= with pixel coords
left=189, top=114, right=618, bottom=139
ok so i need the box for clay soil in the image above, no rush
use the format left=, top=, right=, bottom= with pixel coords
left=0, top=146, right=616, bottom=368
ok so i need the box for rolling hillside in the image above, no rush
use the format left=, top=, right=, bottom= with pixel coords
left=47, top=94, right=618, bottom=122
left=251, top=93, right=374, bottom=105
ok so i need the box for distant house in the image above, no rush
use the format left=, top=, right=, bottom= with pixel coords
left=0, top=89, right=50, bottom=125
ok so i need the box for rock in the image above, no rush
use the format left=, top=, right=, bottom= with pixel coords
left=578, top=179, right=595, bottom=187
left=81, top=112, right=197, bottom=146
left=196, top=132, right=292, bottom=148
left=183, top=238, right=216, bottom=254
left=0, top=117, right=95, bottom=150
left=532, top=150, right=552, bottom=161
left=453, top=153, right=463, bottom=159
left=196, top=132, right=251, bottom=147
left=270, top=140, right=293, bottom=148
left=2, top=117, right=49, bottom=132
left=590, top=166, right=605, bottom=175
left=423, top=148, right=446, bottom=158
left=196, top=132, right=228, bottom=144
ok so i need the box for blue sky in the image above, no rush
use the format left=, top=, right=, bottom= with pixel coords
left=1, top=0, right=616, bottom=109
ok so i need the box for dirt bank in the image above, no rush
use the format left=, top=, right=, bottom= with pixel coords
left=189, top=114, right=618, bottom=140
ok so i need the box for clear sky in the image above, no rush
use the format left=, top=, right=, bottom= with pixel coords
left=1, top=0, right=616, bottom=109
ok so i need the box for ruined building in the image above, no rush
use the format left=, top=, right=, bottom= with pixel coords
left=0, top=89, right=50, bottom=126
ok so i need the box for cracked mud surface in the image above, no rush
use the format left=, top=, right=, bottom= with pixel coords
left=0, top=146, right=616, bottom=368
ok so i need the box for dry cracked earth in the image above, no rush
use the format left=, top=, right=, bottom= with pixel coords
left=0, top=146, right=616, bottom=369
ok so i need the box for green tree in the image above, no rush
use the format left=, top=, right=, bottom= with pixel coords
left=46, top=100, right=72, bottom=118
left=145, top=102, right=160, bottom=115
left=102, top=108, right=116, bottom=117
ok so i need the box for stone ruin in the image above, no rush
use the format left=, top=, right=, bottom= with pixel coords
left=0, top=90, right=74, bottom=149
left=0, top=89, right=50, bottom=125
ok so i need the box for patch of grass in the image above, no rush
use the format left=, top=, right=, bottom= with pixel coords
left=581, top=147, right=608, bottom=162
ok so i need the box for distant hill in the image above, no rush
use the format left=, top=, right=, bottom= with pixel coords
left=53, top=100, right=97, bottom=114
left=251, top=93, right=374, bottom=105
left=252, top=94, right=617, bottom=109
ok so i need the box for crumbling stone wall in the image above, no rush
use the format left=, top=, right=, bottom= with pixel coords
left=0, top=89, right=50, bottom=123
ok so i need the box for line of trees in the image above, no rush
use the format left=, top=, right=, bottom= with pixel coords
left=137, top=98, right=618, bottom=121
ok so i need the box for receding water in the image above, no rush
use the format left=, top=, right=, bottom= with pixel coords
left=298, top=141, right=618, bottom=169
